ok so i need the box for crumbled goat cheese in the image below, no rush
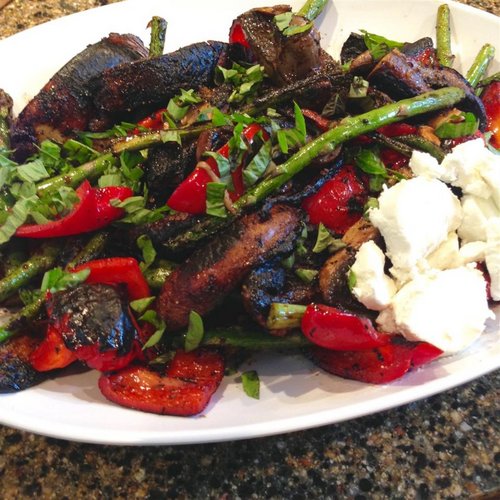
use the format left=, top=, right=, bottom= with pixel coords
left=376, top=266, right=494, bottom=354
left=486, top=218, right=500, bottom=301
left=458, top=194, right=500, bottom=243
left=350, top=240, right=396, bottom=311
left=440, top=138, right=500, bottom=200
left=351, top=139, right=499, bottom=355
left=369, top=176, right=462, bottom=275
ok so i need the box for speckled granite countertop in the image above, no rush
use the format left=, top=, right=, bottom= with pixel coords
left=0, top=0, right=499, bottom=498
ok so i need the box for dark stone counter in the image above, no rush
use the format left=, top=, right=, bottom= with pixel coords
left=0, top=1, right=498, bottom=498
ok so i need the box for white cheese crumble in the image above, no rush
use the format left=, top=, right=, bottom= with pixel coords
left=486, top=218, right=500, bottom=301
left=352, top=138, right=499, bottom=355
left=458, top=194, right=499, bottom=244
left=369, top=176, right=462, bottom=277
left=376, top=266, right=494, bottom=354
left=350, top=240, right=396, bottom=311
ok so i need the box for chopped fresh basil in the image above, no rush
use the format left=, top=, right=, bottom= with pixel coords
left=0, top=197, right=37, bottom=244
left=313, top=223, right=346, bottom=253
left=360, top=30, right=404, bottom=60
left=349, top=77, right=369, bottom=98
left=241, top=370, right=260, bottom=399
left=281, top=253, right=295, bottom=269
left=364, top=197, right=379, bottom=213
left=434, top=112, right=479, bottom=139
left=184, top=310, right=204, bottom=352
left=136, top=234, right=157, bottom=271
left=206, top=182, right=228, bottom=218
left=41, top=267, right=90, bottom=294
left=204, top=151, right=231, bottom=179
left=167, top=98, right=189, bottom=122
left=160, top=130, right=182, bottom=145
left=242, top=139, right=272, bottom=187
left=111, top=196, right=170, bottom=225
left=17, top=159, right=50, bottom=183
left=274, top=12, right=293, bottom=31
left=98, top=173, right=123, bottom=187
left=140, top=310, right=167, bottom=349
left=275, top=102, right=307, bottom=154
left=347, top=269, right=357, bottom=291
left=80, top=122, right=138, bottom=140
left=295, top=268, right=318, bottom=283
left=130, top=296, right=156, bottom=314
left=274, top=12, right=312, bottom=36
left=63, top=138, right=99, bottom=165
left=356, top=149, right=388, bottom=177
left=217, top=63, right=266, bottom=105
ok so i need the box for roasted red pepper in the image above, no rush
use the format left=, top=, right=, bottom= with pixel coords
left=31, top=258, right=150, bottom=373
left=167, top=123, right=265, bottom=214
left=133, top=107, right=167, bottom=133
left=229, top=21, right=251, bottom=48
left=481, top=81, right=500, bottom=149
left=98, top=349, right=225, bottom=416
left=302, top=164, right=368, bottom=234
left=310, top=340, right=443, bottom=384
left=72, top=339, right=142, bottom=372
left=16, top=181, right=133, bottom=238
left=301, top=303, right=391, bottom=351
left=30, top=324, right=77, bottom=372
left=379, top=148, right=408, bottom=169
left=71, top=257, right=151, bottom=302
left=376, top=122, right=418, bottom=137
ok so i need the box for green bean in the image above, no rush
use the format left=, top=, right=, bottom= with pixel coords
left=200, top=327, right=311, bottom=350
left=297, top=0, right=328, bottom=21
left=466, top=44, right=495, bottom=88
left=35, top=153, right=115, bottom=196
left=148, top=16, right=167, bottom=58
left=436, top=4, right=455, bottom=67
left=0, top=296, right=44, bottom=343
left=0, top=89, right=13, bottom=153
left=110, top=124, right=213, bottom=154
left=66, top=230, right=110, bottom=268
left=164, top=88, right=466, bottom=252
left=0, top=242, right=60, bottom=303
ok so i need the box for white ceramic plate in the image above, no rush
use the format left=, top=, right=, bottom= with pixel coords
left=0, top=0, right=498, bottom=445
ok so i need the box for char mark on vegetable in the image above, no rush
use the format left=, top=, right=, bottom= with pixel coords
left=228, top=5, right=325, bottom=86
left=48, top=283, right=137, bottom=355
left=241, top=261, right=318, bottom=334
left=91, top=41, right=227, bottom=126
left=0, top=335, right=46, bottom=392
left=156, top=204, right=304, bottom=331
left=10, top=33, right=148, bottom=162
left=368, top=49, right=487, bottom=129
left=319, top=218, right=380, bottom=307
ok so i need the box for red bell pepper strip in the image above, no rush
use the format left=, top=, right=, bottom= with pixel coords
left=133, top=107, right=167, bottom=134
left=310, top=340, right=443, bottom=384
left=72, top=340, right=143, bottom=372
left=31, top=258, right=150, bottom=373
left=98, top=349, right=225, bottom=416
left=301, top=303, right=391, bottom=351
left=379, top=148, right=408, bottom=169
left=481, top=81, right=500, bottom=149
left=16, top=181, right=133, bottom=239
left=376, top=123, right=418, bottom=137
left=71, top=257, right=151, bottom=302
left=229, top=21, right=251, bottom=48
left=302, top=164, right=368, bottom=234
left=72, top=256, right=153, bottom=348
left=30, top=324, right=77, bottom=372
left=167, top=123, right=265, bottom=214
